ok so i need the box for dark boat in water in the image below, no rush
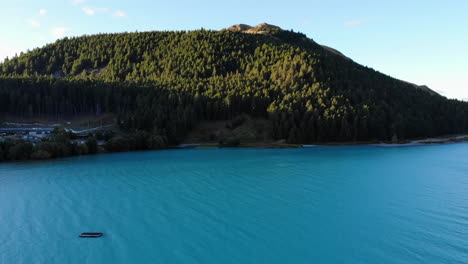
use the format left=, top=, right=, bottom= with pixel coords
left=79, top=232, right=103, bottom=238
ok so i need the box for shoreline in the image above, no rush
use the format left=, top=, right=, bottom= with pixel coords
left=1, top=134, right=467, bottom=164
left=176, top=134, right=468, bottom=149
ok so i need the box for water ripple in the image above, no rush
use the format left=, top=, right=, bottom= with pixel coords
left=1, top=145, right=468, bottom=263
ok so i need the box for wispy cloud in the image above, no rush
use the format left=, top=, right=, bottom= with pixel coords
left=72, top=0, right=86, bottom=5
left=345, top=20, right=365, bottom=28
left=51, top=27, right=70, bottom=38
left=82, top=7, right=109, bottom=16
left=39, top=9, right=47, bottom=16
left=82, top=7, right=95, bottom=15
left=113, top=10, right=127, bottom=18
left=29, top=20, right=41, bottom=28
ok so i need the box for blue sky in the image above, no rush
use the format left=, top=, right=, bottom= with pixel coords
left=1, top=0, right=467, bottom=100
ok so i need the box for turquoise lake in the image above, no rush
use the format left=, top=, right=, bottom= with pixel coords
left=1, top=144, right=468, bottom=263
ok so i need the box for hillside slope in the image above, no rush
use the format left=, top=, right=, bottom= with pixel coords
left=0, top=24, right=467, bottom=144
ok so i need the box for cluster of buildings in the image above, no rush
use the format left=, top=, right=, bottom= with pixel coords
left=0, top=127, right=55, bottom=142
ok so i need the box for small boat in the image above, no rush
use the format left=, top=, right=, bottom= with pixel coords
left=79, top=232, right=103, bottom=238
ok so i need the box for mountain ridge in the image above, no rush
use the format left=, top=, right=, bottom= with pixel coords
left=0, top=25, right=466, bottom=147
left=225, top=23, right=437, bottom=96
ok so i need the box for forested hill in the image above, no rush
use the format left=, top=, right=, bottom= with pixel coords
left=1, top=23, right=467, bottom=145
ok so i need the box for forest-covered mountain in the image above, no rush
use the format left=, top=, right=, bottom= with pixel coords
left=1, top=23, right=467, bottom=145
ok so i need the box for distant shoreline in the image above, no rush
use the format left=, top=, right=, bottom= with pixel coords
left=176, top=134, right=468, bottom=149
left=1, top=134, right=467, bottom=164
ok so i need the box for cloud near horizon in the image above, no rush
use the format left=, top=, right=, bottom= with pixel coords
left=51, top=27, right=70, bottom=38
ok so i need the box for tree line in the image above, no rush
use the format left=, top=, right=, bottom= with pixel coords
left=0, top=28, right=466, bottom=158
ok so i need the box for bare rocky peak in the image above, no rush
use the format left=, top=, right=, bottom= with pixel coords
left=227, top=23, right=283, bottom=34
left=249, top=23, right=282, bottom=32
left=227, top=24, right=253, bottom=32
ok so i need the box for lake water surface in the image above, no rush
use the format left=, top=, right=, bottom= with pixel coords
left=1, top=144, right=468, bottom=263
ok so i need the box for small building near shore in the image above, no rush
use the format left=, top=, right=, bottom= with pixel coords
left=0, top=127, right=54, bottom=134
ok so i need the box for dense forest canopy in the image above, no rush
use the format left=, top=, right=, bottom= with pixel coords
left=1, top=24, right=467, bottom=145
